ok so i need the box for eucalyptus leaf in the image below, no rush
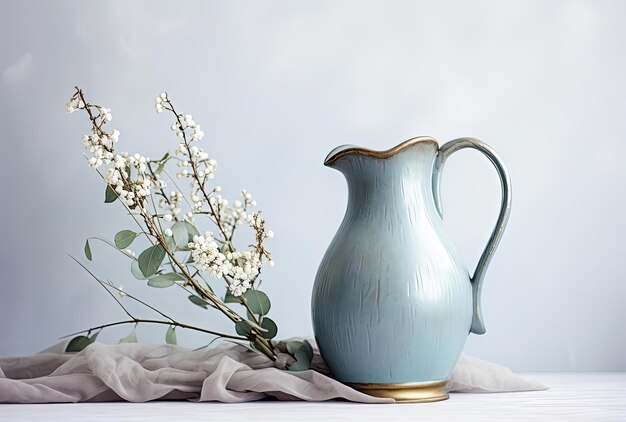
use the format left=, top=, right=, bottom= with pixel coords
left=224, top=291, right=239, bottom=303
left=243, top=290, right=271, bottom=316
left=161, top=272, right=185, bottom=281
left=84, top=239, right=92, bottom=261
left=260, top=317, right=278, bottom=339
left=148, top=272, right=184, bottom=288
left=114, top=230, right=137, bottom=249
left=160, top=152, right=170, bottom=161
left=147, top=278, right=174, bottom=288
left=131, top=260, right=147, bottom=280
left=165, top=234, right=177, bottom=252
left=172, top=222, right=189, bottom=251
left=183, top=221, right=200, bottom=238
left=65, top=335, right=95, bottom=353
left=119, top=328, right=138, bottom=343
left=188, top=295, right=208, bottom=309
left=165, top=326, right=177, bottom=345
left=288, top=350, right=312, bottom=371
left=104, top=185, right=118, bottom=203
left=245, top=311, right=254, bottom=322
left=295, top=348, right=312, bottom=364
left=138, top=244, right=166, bottom=277
left=235, top=320, right=251, bottom=336
left=286, top=340, right=313, bottom=371
left=301, top=340, right=313, bottom=360
left=155, top=163, right=165, bottom=175
left=286, top=340, right=305, bottom=355
left=172, top=221, right=200, bottom=251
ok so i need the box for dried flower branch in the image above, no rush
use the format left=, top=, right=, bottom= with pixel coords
left=63, top=87, right=305, bottom=366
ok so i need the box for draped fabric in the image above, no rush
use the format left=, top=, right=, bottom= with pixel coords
left=0, top=340, right=546, bottom=404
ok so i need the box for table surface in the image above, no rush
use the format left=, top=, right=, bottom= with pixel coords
left=0, top=373, right=624, bottom=421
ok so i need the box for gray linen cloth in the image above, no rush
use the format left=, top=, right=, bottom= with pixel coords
left=0, top=340, right=546, bottom=403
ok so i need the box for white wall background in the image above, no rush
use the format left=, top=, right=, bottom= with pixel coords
left=0, top=0, right=624, bottom=372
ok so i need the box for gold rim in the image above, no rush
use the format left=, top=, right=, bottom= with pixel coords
left=323, top=136, right=439, bottom=167
left=350, top=380, right=449, bottom=403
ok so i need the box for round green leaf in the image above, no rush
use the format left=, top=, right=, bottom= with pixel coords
left=172, top=221, right=200, bottom=251
left=165, top=326, right=177, bottom=345
left=147, top=272, right=183, bottom=288
left=288, top=349, right=312, bottom=371
left=65, top=335, right=95, bottom=353
left=147, top=278, right=174, bottom=288
left=138, top=244, right=166, bottom=277
left=188, top=295, right=209, bottom=309
left=114, top=230, right=137, bottom=249
left=183, top=221, right=200, bottom=238
left=172, top=222, right=189, bottom=250
left=243, top=290, right=271, bottom=316
left=131, top=260, right=147, bottom=280
left=260, top=317, right=278, bottom=339
left=286, top=340, right=313, bottom=371
left=165, top=234, right=177, bottom=252
left=286, top=340, right=302, bottom=355
left=235, top=320, right=251, bottom=336
left=104, top=184, right=118, bottom=203
left=157, top=272, right=184, bottom=281
left=301, top=340, right=313, bottom=360
left=224, top=290, right=239, bottom=303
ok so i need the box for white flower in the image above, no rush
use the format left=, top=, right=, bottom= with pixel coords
left=99, top=107, right=112, bottom=122
left=164, top=228, right=173, bottom=237
left=66, top=96, right=84, bottom=113
left=189, top=233, right=229, bottom=278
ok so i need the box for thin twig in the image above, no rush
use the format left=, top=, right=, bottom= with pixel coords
left=61, top=319, right=248, bottom=341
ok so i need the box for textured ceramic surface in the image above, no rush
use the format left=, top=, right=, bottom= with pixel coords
left=312, top=136, right=511, bottom=386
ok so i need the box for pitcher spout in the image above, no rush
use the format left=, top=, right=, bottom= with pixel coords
left=324, top=137, right=439, bottom=168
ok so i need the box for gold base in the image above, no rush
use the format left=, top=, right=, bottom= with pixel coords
left=350, top=380, right=449, bottom=403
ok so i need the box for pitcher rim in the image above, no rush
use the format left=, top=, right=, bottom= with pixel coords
left=324, top=136, right=439, bottom=167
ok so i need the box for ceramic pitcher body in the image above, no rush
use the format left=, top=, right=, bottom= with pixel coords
left=312, top=137, right=511, bottom=402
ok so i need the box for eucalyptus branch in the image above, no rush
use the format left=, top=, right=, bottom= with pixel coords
left=66, top=257, right=246, bottom=342
left=68, top=255, right=134, bottom=320
left=62, top=319, right=248, bottom=342
left=67, top=87, right=280, bottom=363
left=70, top=254, right=176, bottom=324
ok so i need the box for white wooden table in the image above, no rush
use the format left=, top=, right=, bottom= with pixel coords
left=0, top=373, right=623, bottom=421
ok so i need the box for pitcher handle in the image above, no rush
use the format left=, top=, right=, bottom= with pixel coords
left=432, top=138, right=512, bottom=335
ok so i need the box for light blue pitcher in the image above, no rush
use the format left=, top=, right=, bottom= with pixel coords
left=312, top=137, right=511, bottom=402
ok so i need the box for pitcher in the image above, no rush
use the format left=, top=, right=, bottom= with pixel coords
left=311, top=137, right=511, bottom=402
